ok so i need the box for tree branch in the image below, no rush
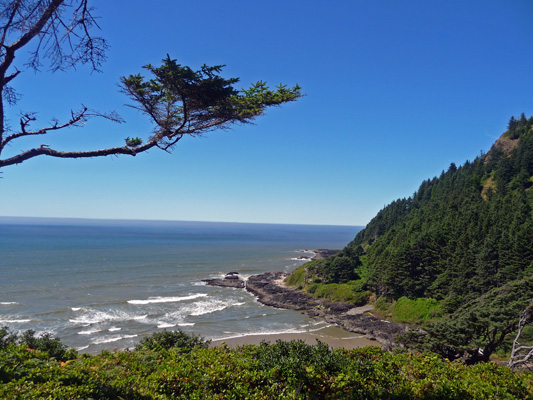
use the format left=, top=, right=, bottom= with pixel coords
left=0, top=136, right=163, bottom=167
left=508, top=306, right=533, bottom=369
left=1, top=0, right=64, bottom=75
left=1, top=106, right=87, bottom=148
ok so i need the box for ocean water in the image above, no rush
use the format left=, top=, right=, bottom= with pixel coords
left=0, top=217, right=362, bottom=353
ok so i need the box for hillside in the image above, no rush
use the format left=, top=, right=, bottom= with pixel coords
left=287, top=115, right=533, bottom=362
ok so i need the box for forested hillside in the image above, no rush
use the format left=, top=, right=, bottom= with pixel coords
left=288, top=115, right=533, bottom=361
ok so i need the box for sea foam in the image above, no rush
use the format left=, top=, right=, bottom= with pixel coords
left=91, top=334, right=138, bottom=345
left=69, top=309, right=147, bottom=325
left=127, top=293, right=207, bottom=305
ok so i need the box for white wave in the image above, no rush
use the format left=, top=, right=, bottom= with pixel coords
left=186, top=300, right=246, bottom=316
left=0, top=318, right=31, bottom=323
left=78, top=328, right=102, bottom=335
left=214, top=327, right=310, bottom=342
left=127, top=293, right=207, bottom=305
left=69, top=309, right=147, bottom=325
left=187, top=300, right=234, bottom=316
left=297, top=249, right=315, bottom=254
left=157, top=322, right=176, bottom=329
left=71, top=307, right=81, bottom=311
left=76, top=345, right=89, bottom=351
left=178, top=322, right=195, bottom=326
left=108, top=327, right=121, bottom=332
left=91, top=334, right=137, bottom=345
left=0, top=302, right=19, bottom=305
left=290, top=257, right=312, bottom=261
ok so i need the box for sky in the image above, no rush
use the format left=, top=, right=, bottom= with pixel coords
left=1, top=0, right=532, bottom=226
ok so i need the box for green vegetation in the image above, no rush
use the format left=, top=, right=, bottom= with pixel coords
left=288, top=115, right=533, bottom=363
left=136, top=329, right=210, bottom=353
left=1, top=329, right=532, bottom=399
left=389, top=297, right=442, bottom=324
left=400, top=277, right=533, bottom=364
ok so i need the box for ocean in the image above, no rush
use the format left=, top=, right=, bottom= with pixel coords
left=0, top=217, right=362, bottom=353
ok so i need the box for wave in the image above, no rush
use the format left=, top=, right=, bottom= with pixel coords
left=71, top=307, right=81, bottom=311
left=78, top=328, right=102, bottom=335
left=157, top=322, right=176, bottom=329
left=69, top=309, right=148, bottom=325
left=108, top=327, right=121, bottom=332
left=156, top=321, right=195, bottom=329
left=91, top=334, right=138, bottom=345
left=0, top=318, right=31, bottom=323
left=214, top=327, right=310, bottom=342
left=0, top=302, right=19, bottom=305
left=188, top=299, right=244, bottom=316
left=127, top=293, right=207, bottom=305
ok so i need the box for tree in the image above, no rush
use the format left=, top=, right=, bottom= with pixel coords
left=0, top=0, right=302, bottom=169
left=507, top=304, right=533, bottom=369
left=400, top=276, right=533, bottom=364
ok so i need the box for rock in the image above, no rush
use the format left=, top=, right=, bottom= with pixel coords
left=205, top=268, right=407, bottom=348
left=202, top=272, right=245, bottom=288
left=312, top=249, right=341, bottom=260
left=245, top=271, right=407, bottom=347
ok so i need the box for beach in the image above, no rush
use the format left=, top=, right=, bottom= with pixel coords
left=211, top=325, right=379, bottom=349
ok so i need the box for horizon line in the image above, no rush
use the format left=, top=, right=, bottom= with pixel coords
left=0, top=215, right=364, bottom=228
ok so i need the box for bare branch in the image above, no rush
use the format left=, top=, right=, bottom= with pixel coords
left=508, top=305, right=533, bottom=369
left=0, top=105, right=123, bottom=151
left=0, top=133, right=165, bottom=167
left=0, top=0, right=22, bottom=49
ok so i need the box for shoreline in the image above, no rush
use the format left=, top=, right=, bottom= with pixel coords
left=203, top=249, right=406, bottom=350
left=211, top=325, right=379, bottom=349
left=244, top=271, right=406, bottom=349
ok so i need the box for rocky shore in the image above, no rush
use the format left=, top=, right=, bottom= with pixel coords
left=202, top=250, right=406, bottom=349
left=202, top=272, right=245, bottom=288
left=245, top=271, right=406, bottom=349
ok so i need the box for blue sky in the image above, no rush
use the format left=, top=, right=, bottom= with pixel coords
left=1, top=0, right=532, bottom=225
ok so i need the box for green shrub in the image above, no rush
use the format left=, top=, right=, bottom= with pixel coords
left=310, top=283, right=370, bottom=304
left=352, top=290, right=371, bottom=306
left=0, top=338, right=532, bottom=399
left=374, top=296, right=393, bottom=313
left=392, top=297, right=441, bottom=323
left=0, top=326, right=17, bottom=347
left=136, top=330, right=210, bottom=352
left=307, top=283, right=318, bottom=293
left=285, top=265, right=306, bottom=286
left=0, top=327, right=73, bottom=361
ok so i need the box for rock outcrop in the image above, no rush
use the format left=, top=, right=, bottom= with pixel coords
left=202, top=272, right=245, bottom=288
left=245, top=271, right=406, bottom=349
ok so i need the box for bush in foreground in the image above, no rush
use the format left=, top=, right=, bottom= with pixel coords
left=1, top=330, right=532, bottom=399
left=0, top=326, right=74, bottom=361
left=136, top=329, right=210, bottom=352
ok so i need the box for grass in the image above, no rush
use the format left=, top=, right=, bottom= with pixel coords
left=390, top=297, right=442, bottom=324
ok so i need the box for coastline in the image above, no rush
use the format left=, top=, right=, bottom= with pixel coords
left=211, top=325, right=378, bottom=349
left=205, top=248, right=406, bottom=350
left=245, top=271, right=406, bottom=349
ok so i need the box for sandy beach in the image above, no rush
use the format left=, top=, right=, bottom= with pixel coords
left=211, top=325, right=380, bottom=349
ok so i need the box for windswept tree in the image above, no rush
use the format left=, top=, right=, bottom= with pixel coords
left=0, top=0, right=302, bottom=169
left=400, top=276, right=533, bottom=364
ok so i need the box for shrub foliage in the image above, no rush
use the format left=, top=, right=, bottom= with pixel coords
left=0, top=329, right=532, bottom=399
